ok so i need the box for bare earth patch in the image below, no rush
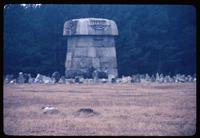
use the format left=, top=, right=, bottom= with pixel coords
left=3, top=83, right=196, bottom=136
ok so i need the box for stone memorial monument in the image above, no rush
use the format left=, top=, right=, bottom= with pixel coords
left=63, top=18, right=118, bottom=78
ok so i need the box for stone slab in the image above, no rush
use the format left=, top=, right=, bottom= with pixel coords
left=71, top=58, right=92, bottom=69
left=74, top=48, right=88, bottom=57
left=92, top=58, right=100, bottom=68
left=96, top=47, right=116, bottom=57
left=88, top=47, right=96, bottom=57
left=63, top=18, right=118, bottom=36
left=100, top=57, right=117, bottom=68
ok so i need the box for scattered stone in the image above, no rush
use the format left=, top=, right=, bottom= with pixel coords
left=83, top=79, right=93, bottom=84
left=75, top=76, right=84, bottom=84
left=43, top=76, right=52, bottom=84
left=150, top=75, right=156, bottom=82
left=75, top=108, right=99, bottom=117
left=23, top=73, right=29, bottom=83
left=4, top=72, right=196, bottom=84
left=92, top=70, right=99, bottom=83
left=34, top=74, right=43, bottom=83
left=4, top=74, right=14, bottom=84
left=111, top=78, right=117, bottom=83
left=121, top=76, right=131, bottom=83
left=41, top=106, right=59, bottom=115
left=108, top=74, right=115, bottom=83
left=186, top=75, right=193, bottom=82
left=58, top=76, right=66, bottom=84
left=17, top=72, right=25, bottom=84
left=133, top=74, right=141, bottom=83
left=10, top=79, right=16, bottom=84
left=131, top=75, right=139, bottom=83
left=66, top=79, right=75, bottom=84
left=116, top=78, right=122, bottom=83
left=28, top=74, right=34, bottom=83
left=101, top=78, right=107, bottom=83
left=140, top=78, right=149, bottom=83
left=145, top=74, right=151, bottom=81
left=163, top=75, right=170, bottom=83
left=51, top=71, right=60, bottom=83
left=78, top=108, right=94, bottom=113
left=174, top=74, right=186, bottom=83
left=193, top=77, right=196, bottom=82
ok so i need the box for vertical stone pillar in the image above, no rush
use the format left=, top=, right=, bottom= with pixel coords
left=63, top=18, right=118, bottom=78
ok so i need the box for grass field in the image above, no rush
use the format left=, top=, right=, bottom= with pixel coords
left=3, top=83, right=196, bottom=136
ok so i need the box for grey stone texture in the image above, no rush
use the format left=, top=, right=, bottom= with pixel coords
left=63, top=18, right=118, bottom=78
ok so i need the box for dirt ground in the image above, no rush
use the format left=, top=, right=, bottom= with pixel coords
left=3, top=83, right=196, bottom=136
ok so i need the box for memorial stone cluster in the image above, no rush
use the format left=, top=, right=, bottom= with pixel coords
left=4, top=71, right=196, bottom=85
left=4, top=18, right=196, bottom=85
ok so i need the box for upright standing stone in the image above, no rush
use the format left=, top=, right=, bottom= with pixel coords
left=23, top=73, right=29, bottom=83
left=51, top=72, right=60, bottom=83
left=4, top=74, right=13, bottom=84
left=28, top=74, right=34, bottom=83
left=63, top=18, right=118, bottom=78
left=92, top=70, right=99, bottom=83
left=17, top=72, right=25, bottom=84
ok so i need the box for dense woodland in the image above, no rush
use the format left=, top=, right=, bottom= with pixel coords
left=4, top=4, right=196, bottom=77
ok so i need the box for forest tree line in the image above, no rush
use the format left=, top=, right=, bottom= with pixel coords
left=4, top=4, right=196, bottom=77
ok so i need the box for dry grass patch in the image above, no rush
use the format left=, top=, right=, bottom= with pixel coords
left=4, top=83, right=196, bottom=136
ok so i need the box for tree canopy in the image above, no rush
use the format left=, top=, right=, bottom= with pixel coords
left=3, top=4, right=196, bottom=77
